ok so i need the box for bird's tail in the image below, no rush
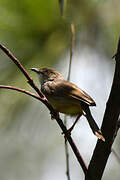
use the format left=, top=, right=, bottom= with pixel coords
left=82, top=104, right=105, bottom=142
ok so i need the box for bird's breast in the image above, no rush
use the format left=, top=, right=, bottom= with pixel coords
left=47, top=96, right=83, bottom=116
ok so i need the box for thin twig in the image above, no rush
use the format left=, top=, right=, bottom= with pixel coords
left=0, top=43, right=88, bottom=175
left=0, top=85, right=42, bottom=101
left=64, top=135, right=70, bottom=180
left=0, top=44, right=45, bottom=99
left=67, top=23, right=75, bottom=82
left=59, top=0, right=64, bottom=16
left=64, top=23, right=75, bottom=180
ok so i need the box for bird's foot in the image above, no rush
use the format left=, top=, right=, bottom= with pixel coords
left=62, top=127, right=73, bottom=142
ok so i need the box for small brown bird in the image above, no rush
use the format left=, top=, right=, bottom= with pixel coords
left=31, top=67, right=105, bottom=141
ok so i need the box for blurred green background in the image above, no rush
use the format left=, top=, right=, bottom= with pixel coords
left=0, top=0, right=120, bottom=180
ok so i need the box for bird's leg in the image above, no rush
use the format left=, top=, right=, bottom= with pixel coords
left=62, top=114, right=81, bottom=138
left=67, top=114, right=81, bottom=133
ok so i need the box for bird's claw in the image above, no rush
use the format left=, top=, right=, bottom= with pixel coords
left=62, top=128, right=72, bottom=142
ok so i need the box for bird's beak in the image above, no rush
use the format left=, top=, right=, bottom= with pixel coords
left=31, top=68, right=40, bottom=74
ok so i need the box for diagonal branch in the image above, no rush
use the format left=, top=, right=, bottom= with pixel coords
left=0, top=85, right=42, bottom=101
left=0, top=43, right=88, bottom=176
left=0, top=44, right=45, bottom=99
left=85, top=38, right=120, bottom=180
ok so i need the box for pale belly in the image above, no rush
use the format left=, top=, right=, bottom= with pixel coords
left=47, top=97, right=83, bottom=116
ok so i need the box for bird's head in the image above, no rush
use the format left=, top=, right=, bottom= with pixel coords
left=31, top=67, right=63, bottom=84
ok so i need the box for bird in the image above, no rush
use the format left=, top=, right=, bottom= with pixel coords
left=31, top=67, right=105, bottom=141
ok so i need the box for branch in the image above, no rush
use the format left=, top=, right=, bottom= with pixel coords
left=0, top=85, right=42, bottom=101
left=64, top=23, right=75, bottom=180
left=0, top=44, right=45, bottom=99
left=0, top=43, right=88, bottom=176
left=85, top=38, right=120, bottom=180
left=59, top=0, right=64, bottom=16
left=67, top=23, right=75, bottom=81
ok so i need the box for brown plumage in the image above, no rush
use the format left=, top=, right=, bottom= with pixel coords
left=31, top=67, right=105, bottom=141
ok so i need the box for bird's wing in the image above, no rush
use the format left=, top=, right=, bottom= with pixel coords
left=44, top=80, right=96, bottom=106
